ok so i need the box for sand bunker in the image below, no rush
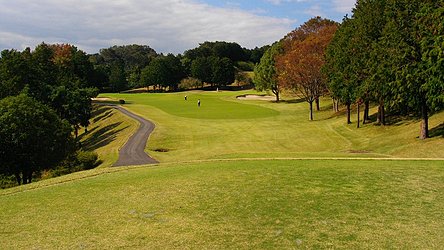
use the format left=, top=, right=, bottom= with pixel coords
left=236, top=95, right=275, bottom=101
left=92, top=97, right=112, bottom=101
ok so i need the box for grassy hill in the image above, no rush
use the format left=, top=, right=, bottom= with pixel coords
left=1, top=159, right=443, bottom=248
left=1, top=90, right=443, bottom=248
left=102, top=90, right=443, bottom=163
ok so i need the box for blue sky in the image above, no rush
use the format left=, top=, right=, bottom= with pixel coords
left=0, top=0, right=355, bottom=54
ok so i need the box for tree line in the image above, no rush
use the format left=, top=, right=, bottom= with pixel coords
left=0, top=43, right=100, bottom=186
left=0, top=41, right=267, bottom=186
left=91, top=42, right=268, bottom=92
left=254, top=0, right=443, bottom=139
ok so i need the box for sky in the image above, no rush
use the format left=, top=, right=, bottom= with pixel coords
left=0, top=0, right=356, bottom=54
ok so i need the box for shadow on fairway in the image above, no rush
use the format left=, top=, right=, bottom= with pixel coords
left=280, top=98, right=306, bottom=104
left=92, top=109, right=113, bottom=123
left=430, top=123, right=444, bottom=138
left=82, top=122, right=128, bottom=151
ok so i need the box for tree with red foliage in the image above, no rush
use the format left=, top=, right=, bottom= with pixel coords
left=277, top=17, right=338, bottom=120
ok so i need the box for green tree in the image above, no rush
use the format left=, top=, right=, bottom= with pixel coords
left=140, top=54, right=185, bottom=91
left=211, top=57, right=235, bottom=86
left=325, top=17, right=361, bottom=124
left=0, top=49, right=33, bottom=99
left=191, top=57, right=213, bottom=84
left=92, top=44, right=158, bottom=91
left=108, top=62, right=127, bottom=92
left=380, top=0, right=444, bottom=139
left=253, top=42, right=282, bottom=102
left=184, top=41, right=247, bottom=62
left=0, top=94, right=74, bottom=185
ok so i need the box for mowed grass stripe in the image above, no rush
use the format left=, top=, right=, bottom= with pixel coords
left=0, top=159, right=443, bottom=249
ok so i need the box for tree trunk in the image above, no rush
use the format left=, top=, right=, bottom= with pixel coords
left=363, top=100, right=370, bottom=124
left=332, top=98, right=340, bottom=112
left=357, top=102, right=361, bottom=128
left=309, top=101, right=314, bottom=121
left=275, top=91, right=280, bottom=102
left=377, top=100, right=385, bottom=125
left=334, top=99, right=340, bottom=112
left=26, top=171, right=32, bottom=184
left=15, top=173, right=22, bottom=185
left=315, top=97, right=320, bottom=111
left=272, top=87, right=280, bottom=102
left=346, top=103, right=351, bottom=124
left=420, top=102, right=429, bottom=139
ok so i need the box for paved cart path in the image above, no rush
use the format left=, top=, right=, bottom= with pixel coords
left=111, top=105, right=158, bottom=166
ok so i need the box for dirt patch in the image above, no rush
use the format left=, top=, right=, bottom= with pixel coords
left=236, top=94, right=274, bottom=101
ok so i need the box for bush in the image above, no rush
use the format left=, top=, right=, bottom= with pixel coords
left=50, top=150, right=101, bottom=177
left=179, top=77, right=203, bottom=90
left=119, top=99, right=125, bottom=104
left=236, top=61, right=255, bottom=71
left=75, top=150, right=101, bottom=170
left=235, top=71, right=253, bottom=86
left=0, top=174, right=17, bottom=189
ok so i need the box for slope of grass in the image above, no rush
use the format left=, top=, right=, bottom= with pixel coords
left=102, top=91, right=443, bottom=163
left=1, top=159, right=443, bottom=249
left=78, top=105, right=139, bottom=167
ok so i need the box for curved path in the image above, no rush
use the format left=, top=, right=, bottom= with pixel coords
left=109, top=105, right=158, bottom=166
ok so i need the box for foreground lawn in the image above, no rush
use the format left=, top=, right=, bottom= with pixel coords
left=102, top=91, right=444, bottom=163
left=1, top=159, right=443, bottom=249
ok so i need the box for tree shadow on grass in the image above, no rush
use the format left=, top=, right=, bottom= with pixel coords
left=90, top=105, right=114, bottom=123
left=280, top=98, right=306, bottom=104
left=93, top=109, right=114, bottom=123
left=430, top=123, right=444, bottom=138
left=82, top=122, right=128, bottom=151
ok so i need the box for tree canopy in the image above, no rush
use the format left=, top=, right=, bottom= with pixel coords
left=0, top=94, right=74, bottom=185
left=324, top=0, right=444, bottom=138
left=140, top=54, right=185, bottom=91
left=253, top=42, right=283, bottom=102
left=277, top=17, right=338, bottom=120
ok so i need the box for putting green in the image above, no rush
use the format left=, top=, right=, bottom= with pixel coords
left=104, top=92, right=279, bottom=119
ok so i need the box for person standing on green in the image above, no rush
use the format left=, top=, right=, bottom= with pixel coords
left=197, top=99, right=201, bottom=107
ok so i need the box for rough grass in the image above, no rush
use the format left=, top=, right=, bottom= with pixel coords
left=102, top=91, right=444, bottom=163
left=1, top=159, right=443, bottom=249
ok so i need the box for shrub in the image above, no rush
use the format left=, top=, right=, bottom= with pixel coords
left=75, top=150, right=101, bottom=170
left=119, top=99, right=125, bottom=104
left=179, top=77, right=203, bottom=90
left=50, top=150, right=101, bottom=177
left=0, top=174, right=17, bottom=189
left=236, top=61, right=255, bottom=71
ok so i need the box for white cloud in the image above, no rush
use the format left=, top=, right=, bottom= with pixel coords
left=0, top=0, right=295, bottom=54
left=332, top=0, right=356, bottom=13
left=304, top=4, right=324, bottom=17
